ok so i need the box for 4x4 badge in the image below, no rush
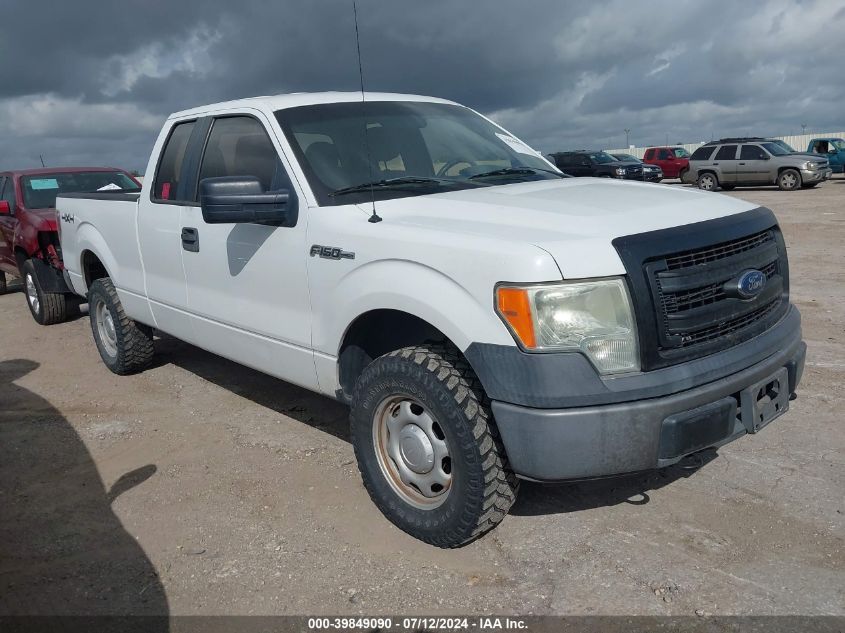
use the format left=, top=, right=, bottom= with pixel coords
left=310, top=245, right=355, bottom=260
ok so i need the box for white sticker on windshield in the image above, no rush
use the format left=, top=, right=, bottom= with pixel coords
left=495, top=133, right=541, bottom=157
left=30, top=178, right=59, bottom=190
left=96, top=183, right=122, bottom=191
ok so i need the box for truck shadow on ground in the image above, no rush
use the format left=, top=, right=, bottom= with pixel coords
left=510, top=449, right=719, bottom=516
left=152, top=334, right=721, bottom=519
left=152, top=334, right=351, bottom=442
left=0, top=359, right=168, bottom=629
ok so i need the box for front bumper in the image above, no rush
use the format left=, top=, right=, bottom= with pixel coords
left=801, top=167, right=832, bottom=182
left=477, top=307, right=805, bottom=481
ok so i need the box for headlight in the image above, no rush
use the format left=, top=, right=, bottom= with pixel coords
left=804, top=161, right=817, bottom=170
left=496, top=278, right=640, bottom=373
left=615, top=167, right=627, bottom=176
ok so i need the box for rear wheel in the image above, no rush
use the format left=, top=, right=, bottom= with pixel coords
left=778, top=169, right=801, bottom=191
left=679, top=168, right=689, bottom=183
left=350, top=344, right=519, bottom=548
left=88, top=278, right=154, bottom=375
left=21, top=259, right=67, bottom=325
left=697, top=172, right=718, bottom=191
left=0, top=271, right=6, bottom=294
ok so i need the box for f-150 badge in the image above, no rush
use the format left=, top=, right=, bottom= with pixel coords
left=310, top=245, right=355, bottom=260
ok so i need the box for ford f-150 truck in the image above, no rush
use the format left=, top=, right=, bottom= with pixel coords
left=0, top=167, right=139, bottom=324
left=57, top=93, right=806, bottom=547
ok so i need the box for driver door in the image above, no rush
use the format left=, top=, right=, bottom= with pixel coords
left=179, top=112, right=317, bottom=391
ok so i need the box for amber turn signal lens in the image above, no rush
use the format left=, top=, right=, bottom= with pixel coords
left=496, top=287, right=536, bottom=349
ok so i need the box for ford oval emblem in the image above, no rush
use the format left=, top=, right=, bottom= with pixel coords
left=736, top=269, right=766, bottom=299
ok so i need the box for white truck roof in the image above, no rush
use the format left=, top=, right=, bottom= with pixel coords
left=168, top=92, right=458, bottom=119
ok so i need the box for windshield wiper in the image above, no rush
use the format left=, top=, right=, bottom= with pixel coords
left=468, top=167, right=565, bottom=180
left=328, top=177, right=459, bottom=196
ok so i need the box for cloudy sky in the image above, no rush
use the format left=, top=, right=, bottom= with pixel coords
left=2, top=0, right=843, bottom=172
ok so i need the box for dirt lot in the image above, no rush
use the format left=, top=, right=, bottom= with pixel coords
left=1, top=179, right=843, bottom=618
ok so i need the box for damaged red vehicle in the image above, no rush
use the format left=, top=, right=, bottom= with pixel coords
left=0, top=167, right=140, bottom=324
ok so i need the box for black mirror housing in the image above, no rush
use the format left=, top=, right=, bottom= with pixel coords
left=199, top=176, right=297, bottom=226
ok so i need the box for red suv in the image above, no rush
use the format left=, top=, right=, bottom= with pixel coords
left=643, top=146, right=691, bottom=180
left=0, top=167, right=139, bottom=324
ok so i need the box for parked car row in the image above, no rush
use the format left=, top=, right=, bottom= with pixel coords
left=550, top=135, right=844, bottom=193
left=547, top=150, right=663, bottom=182
left=0, top=92, right=807, bottom=547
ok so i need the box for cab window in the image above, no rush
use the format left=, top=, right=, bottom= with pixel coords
left=153, top=120, right=196, bottom=202
left=1, top=176, right=16, bottom=212
left=196, top=116, right=289, bottom=200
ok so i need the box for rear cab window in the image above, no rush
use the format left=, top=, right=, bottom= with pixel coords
left=153, top=120, right=196, bottom=202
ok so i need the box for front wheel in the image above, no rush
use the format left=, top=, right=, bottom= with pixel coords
left=697, top=172, right=718, bottom=191
left=778, top=169, right=801, bottom=191
left=88, top=278, right=154, bottom=375
left=350, top=344, right=519, bottom=548
left=21, top=259, right=67, bottom=325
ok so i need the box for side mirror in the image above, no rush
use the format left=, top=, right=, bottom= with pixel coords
left=199, top=176, right=296, bottom=226
left=828, top=148, right=838, bottom=154
left=761, top=154, right=771, bottom=160
left=0, top=200, right=9, bottom=215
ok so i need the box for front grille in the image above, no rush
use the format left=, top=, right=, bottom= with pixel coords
left=612, top=208, right=790, bottom=370
left=665, top=229, right=773, bottom=270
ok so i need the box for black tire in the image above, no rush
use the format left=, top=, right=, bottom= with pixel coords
left=720, top=184, right=736, bottom=191
left=350, top=344, right=519, bottom=548
left=697, top=172, right=719, bottom=191
left=21, top=259, right=67, bottom=325
left=778, top=168, right=801, bottom=191
left=0, top=271, right=6, bottom=294
left=678, top=168, right=689, bottom=183
left=88, top=278, right=154, bottom=375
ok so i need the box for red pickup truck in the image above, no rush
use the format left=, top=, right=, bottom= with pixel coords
left=0, top=167, right=140, bottom=324
left=642, top=146, right=691, bottom=180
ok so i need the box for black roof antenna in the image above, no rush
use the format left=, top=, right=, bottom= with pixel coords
left=353, top=0, right=382, bottom=223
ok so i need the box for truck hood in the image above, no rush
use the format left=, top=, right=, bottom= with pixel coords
left=369, top=178, right=757, bottom=278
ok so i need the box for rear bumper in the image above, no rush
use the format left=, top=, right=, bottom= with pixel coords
left=485, top=309, right=805, bottom=481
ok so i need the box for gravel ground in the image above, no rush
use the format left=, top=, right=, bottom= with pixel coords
left=0, top=178, right=843, bottom=617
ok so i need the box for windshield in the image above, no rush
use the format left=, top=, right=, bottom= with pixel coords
left=672, top=148, right=690, bottom=158
left=589, top=151, right=617, bottom=164
left=832, top=139, right=845, bottom=150
left=612, top=154, right=638, bottom=162
left=761, top=142, right=789, bottom=156
left=772, top=139, right=796, bottom=152
left=275, top=101, right=560, bottom=206
left=22, top=171, right=138, bottom=208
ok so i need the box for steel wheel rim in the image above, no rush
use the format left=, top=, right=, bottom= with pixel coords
left=25, top=274, right=39, bottom=314
left=782, top=172, right=797, bottom=189
left=373, top=395, right=452, bottom=509
left=95, top=300, right=118, bottom=358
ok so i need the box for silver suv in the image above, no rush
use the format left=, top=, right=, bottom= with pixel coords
left=689, top=140, right=833, bottom=191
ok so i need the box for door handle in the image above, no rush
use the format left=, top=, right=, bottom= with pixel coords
left=181, top=227, right=199, bottom=253
left=738, top=162, right=746, bottom=165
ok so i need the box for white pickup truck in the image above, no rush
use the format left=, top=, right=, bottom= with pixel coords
left=57, top=92, right=805, bottom=547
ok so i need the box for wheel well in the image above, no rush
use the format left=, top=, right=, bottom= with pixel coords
left=337, top=309, right=454, bottom=401
left=81, top=250, right=109, bottom=289
left=777, top=166, right=799, bottom=174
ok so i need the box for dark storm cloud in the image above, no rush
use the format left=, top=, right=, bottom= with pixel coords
left=1, top=0, right=843, bottom=171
